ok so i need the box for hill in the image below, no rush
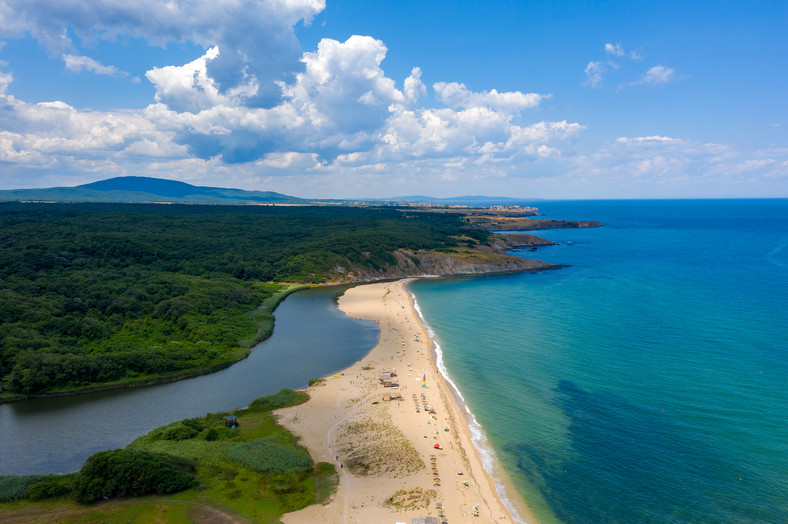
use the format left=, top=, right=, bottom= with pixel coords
left=0, top=176, right=308, bottom=205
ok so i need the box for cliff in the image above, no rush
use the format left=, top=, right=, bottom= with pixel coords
left=465, top=217, right=602, bottom=231
left=329, top=248, right=556, bottom=283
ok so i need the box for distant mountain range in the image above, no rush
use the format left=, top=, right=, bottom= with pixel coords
left=0, top=176, right=538, bottom=206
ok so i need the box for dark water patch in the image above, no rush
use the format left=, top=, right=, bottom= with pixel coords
left=510, top=380, right=785, bottom=524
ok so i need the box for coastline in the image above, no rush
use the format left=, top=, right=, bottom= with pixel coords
left=276, top=278, right=539, bottom=523
left=410, top=286, right=537, bottom=524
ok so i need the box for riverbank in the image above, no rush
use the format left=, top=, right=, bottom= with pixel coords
left=0, top=284, right=308, bottom=404
left=276, top=279, right=539, bottom=523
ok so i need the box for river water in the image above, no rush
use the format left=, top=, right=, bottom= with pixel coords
left=0, top=285, right=378, bottom=475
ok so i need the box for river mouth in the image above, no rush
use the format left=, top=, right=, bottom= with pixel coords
left=0, top=285, right=378, bottom=475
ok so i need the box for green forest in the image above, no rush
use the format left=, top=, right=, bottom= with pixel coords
left=0, top=202, right=485, bottom=397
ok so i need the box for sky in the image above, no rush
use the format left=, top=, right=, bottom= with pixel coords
left=0, top=0, right=785, bottom=199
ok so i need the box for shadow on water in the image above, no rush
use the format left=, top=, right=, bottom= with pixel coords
left=509, top=380, right=782, bottom=524
left=0, top=285, right=378, bottom=475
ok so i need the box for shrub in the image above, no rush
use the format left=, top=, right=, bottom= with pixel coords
left=162, top=424, right=199, bottom=441
left=0, top=475, right=47, bottom=502
left=26, top=474, right=74, bottom=500
left=182, top=418, right=206, bottom=432
left=247, top=388, right=308, bottom=413
left=73, top=449, right=196, bottom=504
left=225, top=436, right=312, bottom=475
left=203, top=428, right=220, bottom=441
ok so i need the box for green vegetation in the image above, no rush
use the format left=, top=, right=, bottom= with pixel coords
left=0, top=202, right=484, bottom=398
left=0, top=474, right=74, bottom=503
left=0, top=389, right=337, bottom=523
left=226, top=436, right=313, bottom=474
left=73, top=449, right=197, bottom=504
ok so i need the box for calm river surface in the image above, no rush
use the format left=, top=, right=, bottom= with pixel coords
left=0, top=286, right=378, bottom=475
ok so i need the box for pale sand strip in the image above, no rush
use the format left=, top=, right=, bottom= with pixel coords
left=277, top=279, right=539, bottom=524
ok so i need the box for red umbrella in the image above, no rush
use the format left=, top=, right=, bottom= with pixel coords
left=434, top=444, right=441, bottom=449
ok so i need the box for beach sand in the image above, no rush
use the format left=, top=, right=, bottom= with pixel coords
left=277, top=279, right=538, bottom=524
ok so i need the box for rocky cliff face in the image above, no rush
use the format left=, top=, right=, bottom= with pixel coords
left=331, top=249, right=555, bottom=283
left=485, top=233, right=556, bottom=251
left=466, top=217, right=602, bottom=231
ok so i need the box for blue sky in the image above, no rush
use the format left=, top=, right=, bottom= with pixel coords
left=0, top=0, right=785, bottom=198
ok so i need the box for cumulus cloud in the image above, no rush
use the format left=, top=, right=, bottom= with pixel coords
left=0, top=0, right=325, bottom=107
left=0, top=1, right=589, bottom=192
left=403, top=67, right=427, bottom=107
left=145, top=46, right=258, bottom=113
left=632, top=65, right=676, bottom=86
left=283, top=35, right=403, bottom=136
left=433, top=82, right=547, bottom=113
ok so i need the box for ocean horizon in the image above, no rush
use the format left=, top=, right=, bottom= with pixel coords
left=409, top=199, right=788, bottom=523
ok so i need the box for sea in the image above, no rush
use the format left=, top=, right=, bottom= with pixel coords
left=408, top=199, right=788, bottom=524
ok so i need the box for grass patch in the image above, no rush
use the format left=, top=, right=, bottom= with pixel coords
left=0, top=388, right=336, bottom=523
left=383, top=487, right=437, bottom=511
left=226, top=436, right=312, bottom=474
left=335, top=417, right=423, bottom=477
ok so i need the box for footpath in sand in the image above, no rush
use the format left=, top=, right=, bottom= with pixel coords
left=277, top=279, right=536, bottom=524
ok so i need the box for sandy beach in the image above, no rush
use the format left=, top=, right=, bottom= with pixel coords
left=276, top=279, right=538, bottom=524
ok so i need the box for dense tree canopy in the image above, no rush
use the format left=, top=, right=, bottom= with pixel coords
left=0, top=203, right=481, bottom=395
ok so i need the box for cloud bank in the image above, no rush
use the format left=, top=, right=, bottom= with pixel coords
left=0, top=0, right=581, bottom=191
left=0, top=2, right=782, bottom=197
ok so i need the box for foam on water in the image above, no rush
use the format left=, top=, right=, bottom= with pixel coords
left=411, top=289, right=527, bottom=523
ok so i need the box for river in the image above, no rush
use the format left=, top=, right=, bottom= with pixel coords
left=0, top=286, right=378, bottom=475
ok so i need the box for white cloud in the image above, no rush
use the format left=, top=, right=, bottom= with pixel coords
left=558, top=134, right=788, bottom=197
left=145, top=46, right=258, bottom=113
left=403, top=67, right=427, bottom=107
left=632, top=65, right=676, bottom=86
left=62, top=54, right=128, bottom=77
left=283, top=35, right=404, bottom=136
left=584, top=61, right=605, bottom=88
left=615, top=135, right=678, bottom=144
left=433, top=82, right=547, bottom=113
left=604, top=42, right=641, bottom=60
left=605, top=43, right=625, bottom=57
left=10, top=2, right=770, bottom=198
left=0, top=0, right=326, bottom=107
left=585, top=43, right=654, bottom=88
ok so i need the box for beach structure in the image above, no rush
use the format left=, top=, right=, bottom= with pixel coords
left=223, top=415, right=238, bottom=428
left=411, top=517, right=439, bottom=524
left=380, top=371, right=399, bottom=388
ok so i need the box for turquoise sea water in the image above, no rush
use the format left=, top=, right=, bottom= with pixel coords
left=409, top=200, right=788, bottom=524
